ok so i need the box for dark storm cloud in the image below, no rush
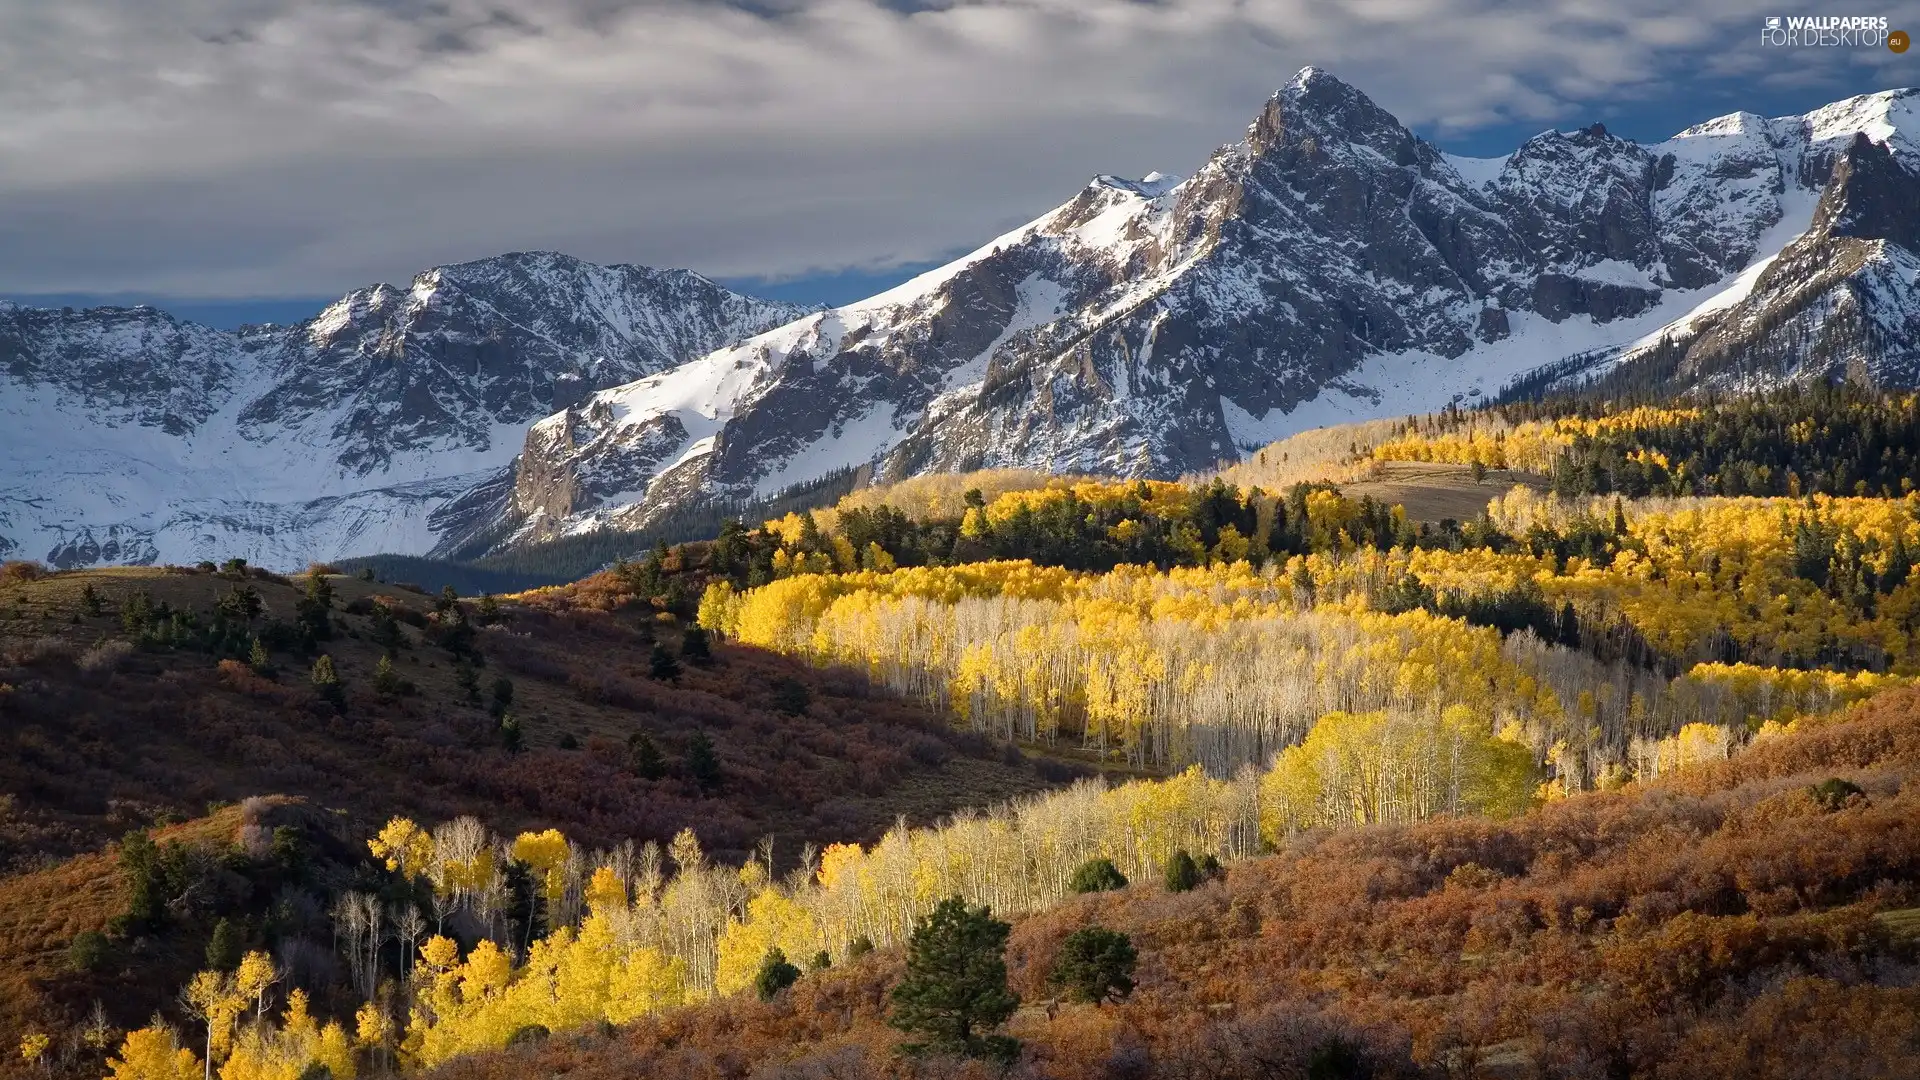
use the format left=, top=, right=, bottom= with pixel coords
left=0, top=0, right=1905, bottom=297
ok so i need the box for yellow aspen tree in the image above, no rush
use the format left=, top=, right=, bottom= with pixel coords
left=106, top=1027, right=201, bottom=1080
left=19, top=1033, right=49, bottom=1075
left=232, top=951, right=278, bottom=1025
left=511, top=828, right=573, bottom=936
left=354, top=1002, right=392, bottom=1073
left=182, top=969, right=244, bottom=1077
left=368, top=817, right=434, bottom=881
left=604, top=948, right=688, bottom=1024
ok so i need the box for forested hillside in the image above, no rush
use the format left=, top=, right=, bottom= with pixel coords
left=8, top=386, right=1920, bottom=1080
left=423, top=687, right=1920, bottom=1079
left=0, top=560, right=1065, bottom=1074
left=56, top=665, right=1920, bottom=1080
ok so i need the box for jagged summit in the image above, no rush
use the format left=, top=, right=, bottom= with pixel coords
left=0, top=254, right=807, bottom=566
left=451, top=77, right=1920, bottom=557
left=1242, top=65, right=1424, bottom=166
left=5, top=77, right=1919, bottom=568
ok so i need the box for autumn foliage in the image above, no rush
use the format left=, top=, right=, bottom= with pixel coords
left=420, top=686, right=1920, bottom=1079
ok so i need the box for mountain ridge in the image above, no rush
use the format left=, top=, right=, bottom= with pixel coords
left=0, top=252, right=809, bottom=567
left=4, top=72, right=1918, bottom=568
left=461, top=71, right=1920, bottom=555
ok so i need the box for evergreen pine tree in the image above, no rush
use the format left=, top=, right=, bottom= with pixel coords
left=1164, top=850, right=1201, bottom=893
left=1047, top=926, right=1136, bottom=1004
left=433, top=605, right=477, bottom=661
left=680, top=625, right=712, bottom=664
left=633, top=541, right=668, bottom=597
left=628, top=732, right=666, bottom=779
left=454, top=658, right=481, bottom=704
left=1557, top=601, right=1581, bottom=648
left=499, top=712, right=523, bottom=753
left=296, top=574, right=334, bottom=641
left=769, top=676, right=810, bottom=716
left=205, top=917, right=242, bottom=971
left=121, top=589, right=155, bottom=634
left=310, top=655, right=344, bottom=710
left=753, top=948, right=801, bottom=1001
left=1067, top=857, right=1128, bottom=894
left=889, top=896, right=1019, bottom=1060
left=684, top=731, right=721, bottom=792
left=797, top=512, right=825, bottom=555
left=247, top=637, right=273, bottom=677
left=1884, top=533, right=1912, bottom=593
left=80, top=583, right=104, bottom=617
left=373, top=654, right=402, bottom=697
left=369, top=602, right=403, bottom=650
left=649, top=643, right=682, bottom=681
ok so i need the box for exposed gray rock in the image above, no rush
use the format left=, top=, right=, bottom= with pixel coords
left=478, top=73, right=1920, bottom=551
left=0, top=254, right=806, bottom=566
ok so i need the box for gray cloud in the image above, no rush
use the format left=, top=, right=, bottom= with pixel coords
left=0, top=0, right=1904, bottom=296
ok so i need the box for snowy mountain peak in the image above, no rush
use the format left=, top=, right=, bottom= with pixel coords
left=464, top=76, right=1920, bottom=557
left=0, top=256, right=807, bottom=567
left=1092, top=173, right=1183, bottom=199
left=1247, top=66, right=1420, bottom=166
left=1672, top=109, right=1772, bottom=140
left=1803, top=87, right=1919, bottom=154
left=9, top=76, right=1920, bottom=570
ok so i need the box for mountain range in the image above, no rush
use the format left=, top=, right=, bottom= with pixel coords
left=0, top=257, right=805, bottom=566
left=4, top=68, right=1917, bottom=568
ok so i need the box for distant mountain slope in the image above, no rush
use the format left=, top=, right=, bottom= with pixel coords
left=469, top=72, right=1919, bottom=553
left=8, top=74, right=1918, bottom=567
left=0, top=253, right=807, bottom=567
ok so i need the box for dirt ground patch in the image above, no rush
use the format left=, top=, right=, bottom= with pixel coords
left=1338, top=461, right=1547, bottom=523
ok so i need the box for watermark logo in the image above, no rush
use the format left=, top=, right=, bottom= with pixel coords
left=1759, top=15, right=1904, bottom=49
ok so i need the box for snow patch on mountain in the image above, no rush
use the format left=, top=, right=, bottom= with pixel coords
left=0, top=254, right=806, bottom=567
left=12, top=79, right=1920, bottom=568
left=474, top=76, right=1919, bottom=550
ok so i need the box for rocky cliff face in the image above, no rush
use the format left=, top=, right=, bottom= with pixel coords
left=476, top=72, right=1919, bottom=552
left=1567, top=93, right=1920, bottom=396
left=1626, top=133, right=1920, bottom=389
left=0, top=253, right=805, bottom=566
left=8, top=73, right=1916, bottom=568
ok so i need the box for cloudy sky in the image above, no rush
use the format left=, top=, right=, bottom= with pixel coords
left=0, top=0, right=1911, bottom=316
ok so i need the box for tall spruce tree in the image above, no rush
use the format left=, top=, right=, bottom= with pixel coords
left=889, top=896, right=1019, bottom=1060
left=684, top=732, right=721, bottom=793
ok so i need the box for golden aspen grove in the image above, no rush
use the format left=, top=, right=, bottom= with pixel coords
left=14, top=385, right=1920, bottom=1079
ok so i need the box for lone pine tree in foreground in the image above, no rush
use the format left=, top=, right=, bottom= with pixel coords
left=889, top=896, right=1019, bottom=1061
